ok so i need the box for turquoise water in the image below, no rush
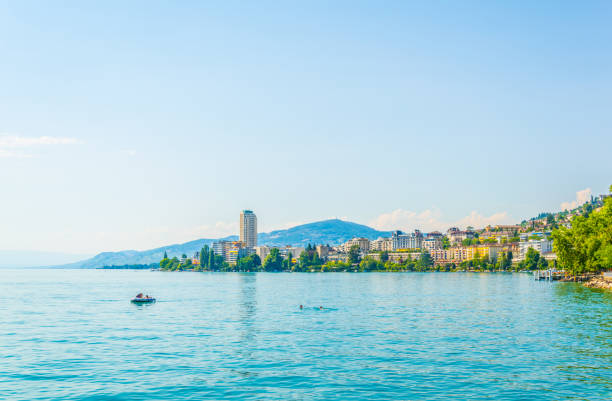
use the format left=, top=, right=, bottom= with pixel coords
left=0, top=270, right=611, bottom=400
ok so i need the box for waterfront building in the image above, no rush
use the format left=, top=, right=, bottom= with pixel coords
left=240, top=210, right=258, bottom=248
left=429, top=249, right=454, bottom=264
left=518, top=239, right=553, bottom=261
left=480, top=225, right=519, bottom=243
left=255, top=245, right=303, bottom=262
left=422, top=237, right=443, bottom=251
left=387, top=251, right=421, bottom=264
left=426, top=231, right=444, bottom=239
left=370, top=237, right=393, bottom=252
left=278, top=246, right=305, bottom=261
left=447, top=229, right=475, bottom=246
left=227, top=242, right=248, bottom=265
left=316, top=244, right=332, bottom=260
left=255, top=245, right=271, bottom=262
left=391, top=230, right=423, bottom=250
left=493, top=225, right=521, bottom=233
left=326, top=252, right=349, bottom=263
left=213, top=240, right=248, bottom=265
left=211, top=241, right=227, bottom=259
left=429, top=245, right=504, bottom=264
left=342, top=237, right=370, bottom=253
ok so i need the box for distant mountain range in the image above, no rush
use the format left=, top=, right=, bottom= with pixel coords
left=54, top=219, right=390, bottom=269
left=0, top=250, right=93, bottom=268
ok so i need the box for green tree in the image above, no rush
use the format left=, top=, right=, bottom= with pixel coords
left=537, top=256, right=549, bottom=270
left=263, top=248, right=283, bottom=272
left=359, top=257, right=383, bottom=272
left=298, top=247, right=322, bottom=269
left=200, top=245, right=209, bottom=269
left=380, top=251, right=389, bottom=262
left=472, top=249, right=481, bottom=269
left=209, top=249, right=216, bottom=271
left=236, top=254, right=261, bottom=272
left=180, top=258, right=193, bottom=270
left=285, top=252, right=293, bottom=270
left=552, top=194, right=612, bottom=276
left=160, top=256, right=170, bottom=270
left=348, top=244, right=361, bottom=264
left=163, top=251, right=168, bottom=259
left=416, top=251, right=433, bottom=271
left=519, top=247, right=540, bottom=270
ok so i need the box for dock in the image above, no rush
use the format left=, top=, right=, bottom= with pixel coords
left=533, top=269, right=565, bottom=281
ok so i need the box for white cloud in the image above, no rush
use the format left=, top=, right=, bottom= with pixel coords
left=560, top=188, right=592, bottom=211
left=0, top=134, right=81, bottom=157
left=369, top=208, right=513, bottom=232
left=453, top=211, right=513, bottom=229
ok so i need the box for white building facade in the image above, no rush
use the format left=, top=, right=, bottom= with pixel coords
left=240, top=210, right=258, bottom=248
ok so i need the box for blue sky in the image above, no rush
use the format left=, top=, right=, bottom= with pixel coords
left=1, top=1, right=610, bottom=254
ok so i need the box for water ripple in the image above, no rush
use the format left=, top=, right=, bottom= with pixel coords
left=0, top=270, right=610, bottom=400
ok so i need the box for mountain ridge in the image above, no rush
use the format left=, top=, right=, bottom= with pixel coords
left=53, top=219, right=390, bottom=269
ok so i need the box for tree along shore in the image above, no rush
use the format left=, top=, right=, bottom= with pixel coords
left=552, top=185, right=612, bottom=290
left=159, top=245, right=539, bottom=274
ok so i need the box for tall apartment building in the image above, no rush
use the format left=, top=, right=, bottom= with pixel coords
left=240, top=210, right=258, bottom=248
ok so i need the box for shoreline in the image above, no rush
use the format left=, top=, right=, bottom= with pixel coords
left=561, top=273, right=612, bottom=291
left=583, top=275, right=612, bottom=291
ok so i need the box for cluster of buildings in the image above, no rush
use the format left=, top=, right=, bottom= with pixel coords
left=209, top=210, right=259, bottom=265
left=193, top=210, right=556, bottom=268
left=208, top=210, right=304, bottom=265
left=335, top=225, right=555, bottom=266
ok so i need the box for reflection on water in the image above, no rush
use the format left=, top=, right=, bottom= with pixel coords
left=0, top=270, right=610, bottom=401
left=238, top=273, right=257, bottom=355
left=551, top=282, right=612, bottom=391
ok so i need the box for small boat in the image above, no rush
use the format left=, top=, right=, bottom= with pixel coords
left=131, top=293, right=156, bottom=303
left=131, top=297, right=155, bottom=303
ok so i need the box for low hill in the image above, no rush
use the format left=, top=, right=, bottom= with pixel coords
left=258, top=219, right=388, bottom=247
left=56, top=219, right=389, bottom=269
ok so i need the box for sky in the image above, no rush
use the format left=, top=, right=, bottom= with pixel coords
left=1, top=0, right=611, bottom=255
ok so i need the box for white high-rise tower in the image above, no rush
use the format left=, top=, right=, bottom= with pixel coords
left=240, top=210, right=257, bottom=248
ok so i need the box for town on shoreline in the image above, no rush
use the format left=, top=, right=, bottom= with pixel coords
left=156, top=188, right=612, bottom=284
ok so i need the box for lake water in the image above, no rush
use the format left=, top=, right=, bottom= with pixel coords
left=0, top=270, right=611, bottom=400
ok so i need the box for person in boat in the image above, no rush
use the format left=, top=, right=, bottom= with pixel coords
left=319, top=306, right=323, bottom=310
left=136, top=293, right=143, bottom=299
left=299, top=305, right=303, bottom=310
